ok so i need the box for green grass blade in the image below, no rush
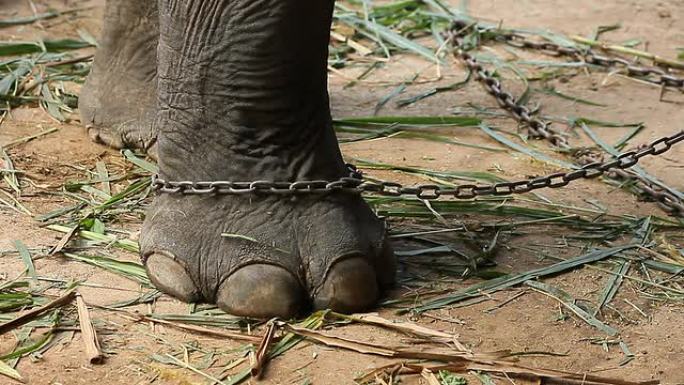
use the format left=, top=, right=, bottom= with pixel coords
left=0, top=39, right=94, bottom=56
left=525, top=280, right=619, bottom=336
left=479, top=123, right=577, bottom=169
left=13, top=240, right=36, bottom=279
left=335, top=116, right=481, bottom=126
left=122, top=150, right=158, bottom=174
left=410, top=244, right=637, bottom=312
left=63, top=253, right=150, bottom=286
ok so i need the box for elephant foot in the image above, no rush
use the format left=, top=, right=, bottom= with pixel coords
left=132, top=0, right=397, bottom=318
left=78, top=0, right=159, bottom=154
left=140, top=192, right=395, bottom=318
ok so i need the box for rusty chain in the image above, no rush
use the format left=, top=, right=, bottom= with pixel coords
left=151, top=22, right=684, bottom=217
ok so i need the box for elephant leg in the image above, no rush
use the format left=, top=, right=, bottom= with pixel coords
left=79, top=0, right=158, bottom=154
left=140, top=0, right=396, bottom=318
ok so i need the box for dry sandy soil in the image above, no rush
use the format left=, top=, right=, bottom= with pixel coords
left=1, top=0, right=683, bottom=384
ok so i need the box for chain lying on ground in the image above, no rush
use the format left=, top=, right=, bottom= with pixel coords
left=450, top=21, right=684, bottom=91
left=151, top=22, right=684, bottom=217
left=455, top=48, right=572, bottom=148
left=152, top=130, right=684, bottom=213
left=448, top=22, right=684, bottom=216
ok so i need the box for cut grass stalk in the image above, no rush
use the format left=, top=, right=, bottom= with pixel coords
left=593, top=260, right=631, bottom=316
left=250, top=321, right=276, bottom=379
left=0, top=288, right=76, bottom=335
left=162, top=354, right=230, bottom=385
left=0, top=147, right=20, bottom=194
left=478, top=123, right=576, bottom=169
left=13, top=241, right=36, bottom=280
left=0, top=39, right=95, bottom=56
left=0, top=359, right=22, bottom=383
left=62, top=253, right=149, bottom=286
left=47, top=225, right=139, bottom=253
left=75, top=293, right=104, bottom=364
left=409, top=244, right=637, bottom=313
left=2, top=127, right=59, bottom=150
left=136, top=315, right=260, bottom=343
left=525, top=280, right=619, bottom=336
left=0, top=8, right=89, bottom=27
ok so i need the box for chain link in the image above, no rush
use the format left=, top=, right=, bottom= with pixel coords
left=150, top=22, right=684, bottom=217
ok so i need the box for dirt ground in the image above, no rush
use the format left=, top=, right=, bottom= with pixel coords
left=1, top=0, right=683, bottom=384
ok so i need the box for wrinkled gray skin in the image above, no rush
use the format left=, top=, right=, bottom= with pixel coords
left=80, top=0, right=396, bottom=318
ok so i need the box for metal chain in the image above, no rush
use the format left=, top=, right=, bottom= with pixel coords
left=150, top=23, right=684, bottom=217
left=450, top=20, right=684, bottom=90
left=456, top=49, right=572, bottom=148
left=152, top=131, right=684, bottom=214
left=446, top=22, right=684, bottom=216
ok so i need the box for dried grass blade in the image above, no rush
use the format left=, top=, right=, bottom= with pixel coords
left=0, top=147, right=20, bottom=194
left=163, top=354, right=229, bottom=385
left=420, top=368, right=442, bottom=385
left=48, top=225, right=139, bottom=253
left=334, top=312, right=467, bottom=349
left=0, top=359, right=22, bottom=383
left=250, top=321, right=277, bottom=379
left=466, top=361, right=659, bottom=385
left=95, top=161, right=110, bottom=196
left=0, top=288, right=76, bottom=335
left=2, top=127, right=59, bottom=150
left=75, top=293, right=104, bottom=364
left=278, top=322, right=507, bottom=362
left=571, top=35, right=684, bottom=70
left=138, top=315, right=261, bottom=343
left=48, top=225, right=78, bottom=255
left=336, top=116, right=480, bottom=126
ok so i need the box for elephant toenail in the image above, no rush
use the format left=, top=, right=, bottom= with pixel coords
left=145, top=252, right=201, bottom=302
left=216, top=264, right=304, bottom=319
left=313, top=258, right=379, bottom=314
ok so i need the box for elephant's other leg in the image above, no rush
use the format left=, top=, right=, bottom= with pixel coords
left=140, top=0, right=396, bottom=318
left=79, top=0, right=158, bottom=153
